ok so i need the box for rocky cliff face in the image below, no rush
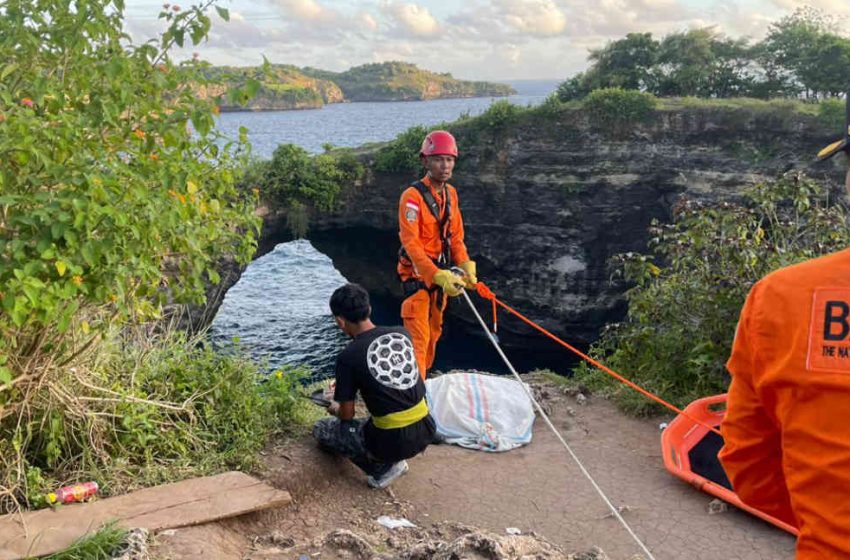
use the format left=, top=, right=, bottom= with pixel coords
left=315, top=81, right=345, bottom=104
left=197, top=105, right=846, bottom=350
left=298, top=106, right=847, bottom=348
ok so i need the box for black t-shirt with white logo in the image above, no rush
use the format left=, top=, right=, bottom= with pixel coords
left=333, top=326, right=435, bottom=463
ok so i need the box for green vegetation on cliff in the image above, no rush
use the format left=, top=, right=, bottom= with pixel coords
left=301, top=61, right=515, bottom=101
left=574, top=174, right=850, bottom=415
left=242, top=144, right=364, bottom=236
left=582, top=88, right=657, bottom=128
left=368, top=88, right=843, bottom=176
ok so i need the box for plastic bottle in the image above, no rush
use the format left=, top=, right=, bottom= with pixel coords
left=46, top=481, right=99, bottom=505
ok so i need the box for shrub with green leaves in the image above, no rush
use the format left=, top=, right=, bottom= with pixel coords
left=818, top=97, right=845, bottom=130
left=583, top=88, right=658, bottom=129
left=266, top=145, right=362, bottom=212
left=0, top=0, right=260, bottom=393
left=244, top=144, right=364, bottom=236
left=478, top=99, right=523, bottom=130
left=575, top=173, right=850, bottom=415
left=373, top=125, right=430, bottom=174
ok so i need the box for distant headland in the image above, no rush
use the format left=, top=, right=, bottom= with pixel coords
left=197, top=61, right=516, bottom=111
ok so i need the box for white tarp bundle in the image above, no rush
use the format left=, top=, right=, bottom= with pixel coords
left=425, top=372, right=535, bottom=452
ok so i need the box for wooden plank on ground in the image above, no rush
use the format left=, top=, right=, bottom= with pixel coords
left=0, top=471, right=291, bottom=560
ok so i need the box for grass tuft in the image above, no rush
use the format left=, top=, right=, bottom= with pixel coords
left=40, top=523, right=127, bottom=560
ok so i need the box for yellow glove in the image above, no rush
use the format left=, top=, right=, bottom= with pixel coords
left=458, top=260, right=477, bottom=288
left=432, top=269, right=465, bottom=297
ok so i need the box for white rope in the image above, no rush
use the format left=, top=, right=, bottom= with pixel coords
left=459, top=288, right=657, bottom=560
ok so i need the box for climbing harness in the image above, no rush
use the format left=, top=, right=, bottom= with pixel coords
left=456, top=277, right=657, bottom=560
left=398, top=180, right=453, bottom=289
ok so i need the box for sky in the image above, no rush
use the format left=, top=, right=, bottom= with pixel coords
left=122, top=0, right=850, bottom=82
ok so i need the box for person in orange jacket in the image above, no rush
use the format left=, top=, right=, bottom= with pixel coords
left=719, top=117, right=850, bottom=559
left=397, top=130, right=476, bottom=379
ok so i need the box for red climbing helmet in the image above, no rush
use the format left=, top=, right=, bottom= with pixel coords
left=420, top=130, right=458, bottom=159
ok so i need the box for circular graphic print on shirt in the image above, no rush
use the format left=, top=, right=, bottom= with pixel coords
left=366, top=333, right=419, bottom=390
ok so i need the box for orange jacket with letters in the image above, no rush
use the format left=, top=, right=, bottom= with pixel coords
left=719, top=248, right=850, bottom=559
left=397, top=175, right=469, bottom=284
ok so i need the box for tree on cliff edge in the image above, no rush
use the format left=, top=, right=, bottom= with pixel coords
left=558, top=7, right=850, bottom=101
left=760, top=7, right=850, bottom=100
left=0, top=0, right=259, bottom=419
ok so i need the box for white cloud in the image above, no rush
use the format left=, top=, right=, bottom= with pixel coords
left=382, top=2, right=441, bottom=38
left=567, top=0, right=691, bottom=37
left=503, top=43, right=521, bottom=65
left=703, top=3, right=774, bottom=38
left=274, top=0, right=339, bottom=22
left=372, top=41, right=416, bottom=61
left=265, top=0, right=353, bottom=44
left=497, top=0, right=567, bottom=37
left=769, top=0, right=850, bottom=16
left=635, top=0, right=678, bottom=9
left=205, top=11, right=283, bottom=49
left=358, top=12, right=380, bottom=32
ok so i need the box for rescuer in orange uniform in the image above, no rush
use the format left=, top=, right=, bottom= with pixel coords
left=397, top=130, right=476, bottom=379
left=719, top=115, right=850, bottom=559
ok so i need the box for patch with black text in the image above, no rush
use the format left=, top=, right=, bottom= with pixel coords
left=807, top=289, right=850, bottom=372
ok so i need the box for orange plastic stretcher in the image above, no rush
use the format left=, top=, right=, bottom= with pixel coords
left=660, top=393, right=798, bottom=536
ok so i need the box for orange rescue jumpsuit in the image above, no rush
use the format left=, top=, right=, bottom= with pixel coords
left=719, top=248, right=850, bottom=559
left=397, top=176, right=469, bottom=379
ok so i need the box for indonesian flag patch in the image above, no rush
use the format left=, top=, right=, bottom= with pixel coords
left=405, top=199, right=419, bottom=222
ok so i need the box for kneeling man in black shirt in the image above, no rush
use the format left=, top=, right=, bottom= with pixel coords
left=313, top=283, right=436, bottom=489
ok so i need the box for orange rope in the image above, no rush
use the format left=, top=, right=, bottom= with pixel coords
left=475, top=282, right=723, bottom=437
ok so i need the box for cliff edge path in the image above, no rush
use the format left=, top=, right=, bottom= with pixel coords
left=154, top=376, right=796, bottom=560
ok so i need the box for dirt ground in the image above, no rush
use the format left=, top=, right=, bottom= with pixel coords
left=151, top=377, right=796, bottom=560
